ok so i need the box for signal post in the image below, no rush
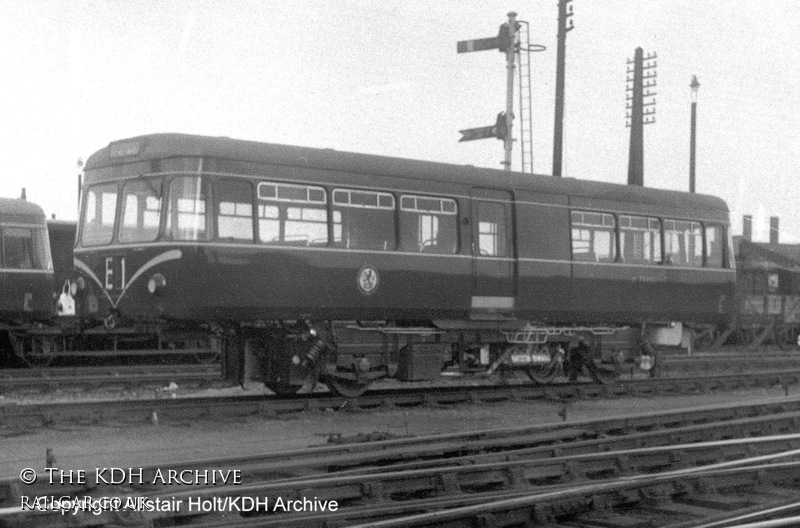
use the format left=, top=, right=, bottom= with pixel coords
left=457, top=12, right=519, bottom=171
left=501, top=12, right=518, bottom=171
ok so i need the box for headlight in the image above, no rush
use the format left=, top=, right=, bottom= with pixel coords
left=147, top=273, right=167, bottom=295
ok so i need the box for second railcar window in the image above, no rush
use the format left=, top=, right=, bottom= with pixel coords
left=619, top=215, right=661, bottom=264
left=257, top=182, right=328, bottom=246
left=332, top=189, right=395, bottom=251
left=400, top=195, right=458, bottom=254
left=2, top=227, right=51, bottom=270
left=571, top=211, right=616, bottom=262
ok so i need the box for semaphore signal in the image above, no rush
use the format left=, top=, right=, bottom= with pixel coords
left=457, top=12, right=544, bottom=173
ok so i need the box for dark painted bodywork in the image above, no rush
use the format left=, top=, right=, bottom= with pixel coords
left=74, top=134, right=736, bottom=328
left=0, top=198, right=54, bottom=319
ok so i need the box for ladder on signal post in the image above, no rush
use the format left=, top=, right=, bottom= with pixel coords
left=517, top=21, right=534, bottom=174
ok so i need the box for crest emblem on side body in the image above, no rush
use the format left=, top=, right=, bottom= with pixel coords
left=357, top=266, right=379, bottom=295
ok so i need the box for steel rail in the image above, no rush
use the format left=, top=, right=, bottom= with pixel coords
left=673, top=502, right=800, bottom=528
left=13, top=453, right=795, bottom=528
left=0, top=364, right=220, bottom=377
left=125, top=433, right=800, bottom=521
left=3, top=369, right=800, bottom=430
left=346, top=458, right=800, bottom=528
left=0, top=364, right=221, bottom=392
left=269, top=411, right=800, bottom=482
left=161, top=465, right=800, bottom=528
left=6, top=407, right=800, bottom=526
left=7, top=399, right=800, bottom=508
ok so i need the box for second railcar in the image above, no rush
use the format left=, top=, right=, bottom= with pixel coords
left=0, top=198, right=55, bottom=365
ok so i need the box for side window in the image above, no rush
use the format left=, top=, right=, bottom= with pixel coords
left=399, top=195, right=458, bottom=254
left=2, top=227, right=51, bottom=270
left=620, top=215, right=661, bottom=264
left=81, top=183, right=118, bottom=246
left=476, top=201, right=507, bottom=257
left=166, top=176, right=210, bottom=241
left=664, top=219, right=703, bottom=267
left=705, top=224, right=724, bottom=268
left=119, top=178, right=163, bottom=243
left=332, top=189, right=395, bottom=250
left=257, top=182, right=328, bottom=246
left=217, top=179, right=254, bottom=241
left=570, top=211, right=616, bottom=262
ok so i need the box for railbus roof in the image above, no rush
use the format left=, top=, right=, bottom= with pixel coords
left=84, top=133, right=729, bottom=215
left=0, top=197, right=47, bottom=225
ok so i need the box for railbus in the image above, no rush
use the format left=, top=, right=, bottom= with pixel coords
left=70, top=133, right=736, bottom=396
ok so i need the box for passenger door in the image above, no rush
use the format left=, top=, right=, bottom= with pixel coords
left=470, top=189, right=515, bottom=319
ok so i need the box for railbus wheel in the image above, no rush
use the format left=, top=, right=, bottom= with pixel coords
left=267, top=364, right=321, bottom=397
left=524, top=344, right=564, bottom=385
left=525, top=363, right=559, bottom=384
left=327, top=377, right=370, bottom=398
left=10, top=333, right=61, bottom=368
left=191, top=338, right=222, bottom=365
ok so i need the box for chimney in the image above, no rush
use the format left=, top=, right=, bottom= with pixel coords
left=743, top=215, right=752, bottom=242
left=20, top=188, right=26, bottom=200
left=770, top=216, right=779, bottom=245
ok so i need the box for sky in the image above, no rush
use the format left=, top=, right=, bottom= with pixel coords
left=1, top=1, right=798, bottom=243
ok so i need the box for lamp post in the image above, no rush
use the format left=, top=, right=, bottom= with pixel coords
left=689, top=75, right=700, bottom=193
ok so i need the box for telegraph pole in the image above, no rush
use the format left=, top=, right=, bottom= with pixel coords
left=626, top=47, right=656, bottom=186
left=502, top=12, right=518, bottom=171
left=552, top=0, right=573, bottom=178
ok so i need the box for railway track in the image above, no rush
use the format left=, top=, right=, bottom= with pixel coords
left=0, top=364, right=223, bottom=395
left=658, top=348, right=800, bottom=378
left=0, top=371, right=800, bottom=429
left=2, top=368, right=800, bottom=430
left=4, top=396, right=800, bottom=527
left=1, top=345, right=797, bottom=399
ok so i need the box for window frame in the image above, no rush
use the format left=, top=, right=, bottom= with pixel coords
left=80, top=182, right=121, bottom=247
left=399, top=193, right=460, bottom=254
left=663, top=218, right=703, bottom=268
left=256, top=181, right=329, bottom=246
left=570, top=210, right=618, bottom=263
left=118, top=177, right=164, bottom=244
left=215, top=178, right=255, bottom=242
left=165, top=174, right=212, bottom=242
left=618, top=214, right=662, bottom=265
left=331, top=188, right=397, bottom=251
left=703, top=223, right=728, bottom=269
left=1, top=225, right=52, bottom=270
